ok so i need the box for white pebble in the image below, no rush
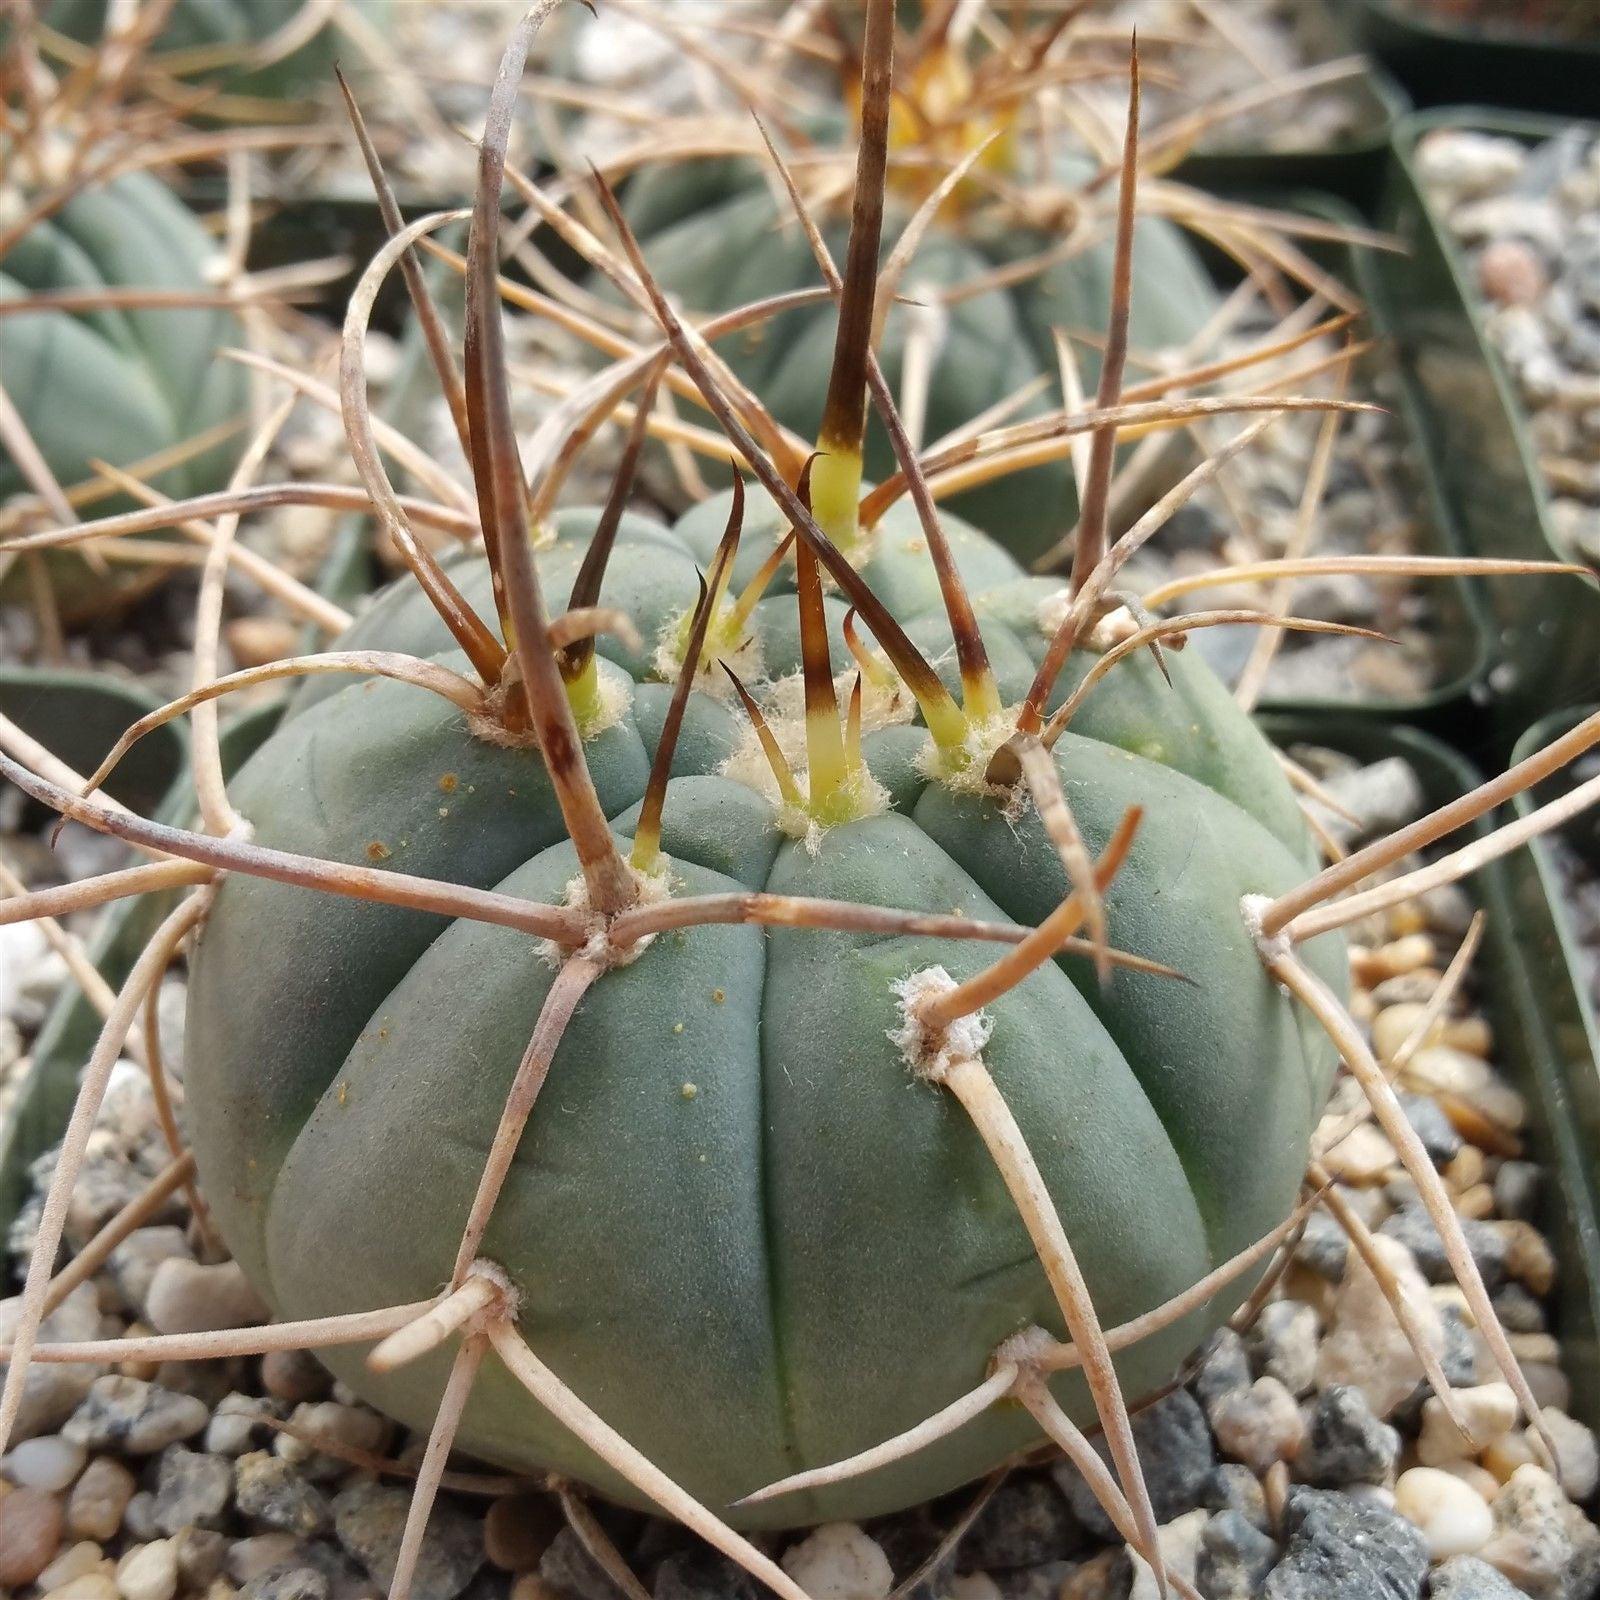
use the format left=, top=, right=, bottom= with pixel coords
left=1317, top=1235, right=1445, bottom=1418
left=115, top=1540, right=178, bottom=1600
left=1395, top=1467, right=1495, bottom=1559
left=6, top=1436, right=88, bottom=1492
left=1418, top=1384, right=1519, bottom=1465
left=145, top=1262, right=268, bottom=1336
left=1128, top=1509, right=1208, bottom=1600
left=38, top=1543, right=107, bottom=1592
left=1534, top=1408, right=1600, bottom=1501
left=781, top=1523, right=892, bottom=1600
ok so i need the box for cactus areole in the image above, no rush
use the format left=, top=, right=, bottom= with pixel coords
left=185, top=480, right=1344, bottom=1526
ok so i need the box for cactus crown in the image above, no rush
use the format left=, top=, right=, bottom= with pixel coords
left=0, top=7, right=1597, bottom=1600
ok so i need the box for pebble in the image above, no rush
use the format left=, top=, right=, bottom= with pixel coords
left=1316, top=1234, right=1445, bottom=1417
left=64, top=1380, right=208, bottom=1456
left=1291, top=1209, right=1349, bottom=1281
left=1126, top=1508, right=1205, bottom=1600
left=1493, top=1161, right=1541, bottom=1222
left=1195, top=1509, right=1276, bottom=1600
left=1264, top=1486, right=1428, bottom=1600
left=273, top=1401, right=388, bottom=1478
left=225, top=1536, right=303, bottom=1585
left=1246, top=1301, right=1319, bottom=1397
left=237, top=1566, right=328, bottom=1600
left=49, top=1575, right=120, bottom=1600
left=537, top=1526, right=619, bottom=1600
left=483, top=1492, right=562, bottom=1573
left=1533, top=1406, right=1600, bottom=1501
left=233, top=1454, right=330, bottom=1537
left=1209, top=1378, right=1304, bottom=1476
left=259, top=1351, right=331, bottom=1407
left=68, top=1458, right=137, bottom=1543
left=172, top=1527, right=226, bottom=1589
left=145, top=1261, right=269, bottom=1337
left=7, top=1435, right=89, bottom=1492
left=1380, top=1206, right=1509, bottom=1293
left=40, top=1540, right=110, bottom=1591
left=1054, top=1390, right=1213, bottom=1542
left=153, top=1447, right=231, bottom=1534
left=0, top=1285, right=105, bottom=1442
left=1428, top=1555, right=1527, bottom=1598
left=115, top=1538, right=178, bottom=1600
left=654, top=1547, right=761, bottom=1600
left=1296, top=1384, right=1399, bottom=1487
left=205, top=1395, right=280, bottom=1459
left=960, top=1475, right=1083, bottom=1568
left=1191, top=1329, right=1251, bottom=1418
left=780, top=1524, right=892, bottom=1600
left=106, top=1231, right=192, bottom=1319
left=1198, top=1464, right=1268, bottom=1533
left=1478, top=1464, right=1600, bottom=1596
left=1418, top=1384, right=1519, bottom=1466
left=1393, top=1467, right=1495, bottom=1560
left=333, top=1479, right=483, bottom=1600
left=0, top=1484, right=66, bottom=1585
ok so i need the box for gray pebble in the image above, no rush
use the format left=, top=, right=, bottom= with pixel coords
left=1492, top=1281, right=1548, bottom=1334
left=123, top=1491, right=162, bottom=1543
left=154, top=1446, right=231, bottom=1533
left=960, top=1475, right=1084, bottom=1569
left=1196, top=1509, right=1277, bottom=1600
left=234, top=1453, right=331, bottom=1537
left=1246, top=1302, right=1319, bottom=1397
left=1494, top=1161, right=1542, bottom=1223
left=1053, top=1390, right=1214, bottom=1541
left=539, top=1527, right=624, bottom=1600
left=1264, top=1487, right=1428, bottom=1599
left=334, top=1479, right=482, bottom=1600
left=238, top=1566, right=331, bottom=1600
left=62, top=1378, right=208, bottom=1455
left=1426, top=1554, right=1525, bottom=1597
left=1297, top=1386, right=1400, bottom=1488
left=1396, top=1094, right=1462, bottom=1167
left=1379, top=1207, right=1508, bottom=1293
left=172, top=1527, right=227, bottom=1589
left=1198, top=1465, right=1269, bottom=1534
left=1191, top=1329, right=1251, bottom=1418
left=653, top=1548, right=759, bottom=1600
left=1292, top=1210, right=1350, bottom=1282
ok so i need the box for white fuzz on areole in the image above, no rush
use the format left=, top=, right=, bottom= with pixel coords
left=890, top=965, right=995, bottom=1079
left=1241, top=891, right=1292, bottom=966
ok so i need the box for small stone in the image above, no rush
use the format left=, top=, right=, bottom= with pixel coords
left=233, top=1453, right=330, bottom=1536
left=1246, top=1302, right=1318, bottom=1397
left=153, top=1448, right=231, bottom=1534
left=1209, top=1378, right=1304, bottom=1476
left=48, top=1576, right=120, bottom=1600
left=259, top=1350, right=330, bottom=1406
left=1263, top=1486, right=1428, bottom=1600
left=1195, top=1509, right=1277, bottom=1600
left=1379, top=1207, right=1508, bottom=1292
left=1480, top=239, right=1548, bottom=306
left=1478, top=1463, right=1600, bottom=1596
left=1054, top=1390, right=1214, bottom=1541
left=1502, top=1222, right=1557, bottom=1296
left=1297, top=1385, right=1399, bottom=1487
left=0, top=1484, right=65, bottom=1585
left=1292, top=1209, right=1349, bottom=1281
left=145, top=1261, right=269, bottom=1336
left=106, top=1231, right=192, bottom=1319
left=960, top=1475, right=1083, bottom=1568
left=6, top=1435, right=88, bottom=1492
left=68, top=1458, right=136, bottom=1542
left=1428, top=1555, right=1526, bottom=1598
left=334, top=1478, right=483, bottom=1600
left=172, top=1527, right=227, bottom=1590
left=64, top=1380, right=208, bottom=1455
left=121, top=1490, right=161, bottom=1543
left=115, top=1540, right=179, bottom=1600
left=654, top=1548, right=761, bottom=1600
left=273, top=1401, right=388, bottom=1479
left=1191, top=1329, right=1250, bottom=1417
left=1321, top=1123, right=1398, bottom=1185
left=1057, top=1549, right=1131, bottom=1600
left=1394, top=1467, right=1495, bottom=1559
left=1418, top=1385, right=1519, bottom=1466
left=1492, top=1282, right=1547, bottom=1334
left=1397, top=1093, right=1462, bottom=1165
left=205, top=1395, right=279, bottom=1458
left=1493, top=1162, right=1541, bottom=1222
left=780, top=1524, right=891, bottom=1600
left=484, top=1493, right=562, bottom=1574
left=1316, top=1234, right=1445, bottom=1418
left=1532, top=1407, right=1599, bottom=1501
left=0, top=1286, right=104, bottom=1443
left=40, top=1541, right=109, bottom=1592
left=1126, top=1509, right=1206, bottom=1600
left=237, top=1567, right=329, bottom=1600
left=1198, top=1464, right=1268, bottom=1533
left=224, top=1537, right=302, bottom=1585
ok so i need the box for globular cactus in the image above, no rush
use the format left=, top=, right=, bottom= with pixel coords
left=0, top=9, right=1582, bottom=1598
left=594, top=3, right=1221, bottom=567
left=0, top=173, right=247, bottom=513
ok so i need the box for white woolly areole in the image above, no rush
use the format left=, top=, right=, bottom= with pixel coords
left=652, top=614, right=762, bottom=700
left=1240, top=892, right=1291, bottom=965
left=993, top=1324, right=1058, bottom=1374
left=889, top=966, right=994, bottom=1080
left=535, top=867, right=672, bottom=969
left=464, top=1258, right=520, bottom=1321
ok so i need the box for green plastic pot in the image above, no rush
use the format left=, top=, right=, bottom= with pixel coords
left=1375, top=109, right=1600, bottom=738
left=1261, top=713, right=1600, bottom=1432
left=1354, top=0, right=1600, bottom=119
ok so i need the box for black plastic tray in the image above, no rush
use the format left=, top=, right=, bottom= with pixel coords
left=1373, top=108, right=1600, bottom=742
left=1354, top=0, right=1600, bottom=120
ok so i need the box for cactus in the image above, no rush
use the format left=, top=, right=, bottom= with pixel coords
left=588, top=4, right=1221, bottom=567
left=0, top=173, right=247, bottom=513
left=0, top=8, right=1588, bottom=1599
